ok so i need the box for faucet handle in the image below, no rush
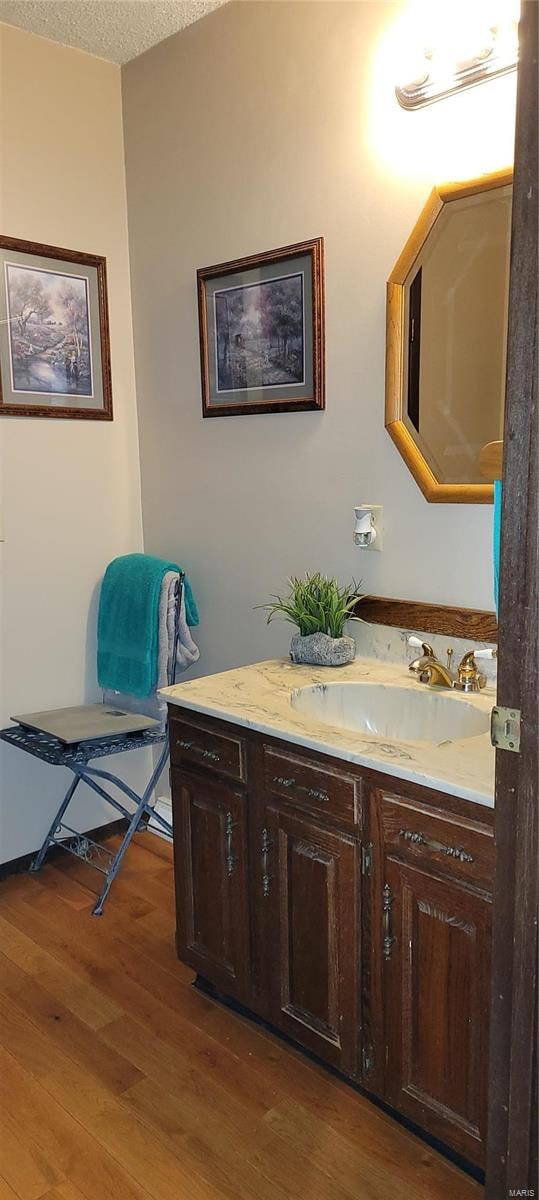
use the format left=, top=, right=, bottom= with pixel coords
left=455, top=649, right=492, bottom=692
left=473, top=647, right=497, bottom=660
left=408, top=635, right=434, bottom=657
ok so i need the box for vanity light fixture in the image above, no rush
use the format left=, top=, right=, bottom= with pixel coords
left=395, top=14, right=518, bottom=109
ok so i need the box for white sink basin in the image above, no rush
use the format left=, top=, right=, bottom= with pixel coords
left=291, top=681, right=490, bottom=743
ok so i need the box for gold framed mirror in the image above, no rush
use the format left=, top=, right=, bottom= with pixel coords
left=385, top=168, right=512, bottom=503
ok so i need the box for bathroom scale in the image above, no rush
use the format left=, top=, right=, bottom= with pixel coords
left=11, top=704, right=160, bottom=744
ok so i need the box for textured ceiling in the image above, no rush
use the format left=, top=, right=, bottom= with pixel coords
left=0, top=0, right=227, bottom=64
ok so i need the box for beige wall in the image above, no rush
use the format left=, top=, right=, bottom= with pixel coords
left=0, top=25, right=145, bottom=861
left=122, top=0, right=516, bottom=680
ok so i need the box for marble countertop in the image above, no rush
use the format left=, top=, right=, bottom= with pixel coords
left=161, top=658, right=496, bottom=808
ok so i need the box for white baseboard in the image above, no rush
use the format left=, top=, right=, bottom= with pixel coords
left=147, top=796, right=172, bottom=842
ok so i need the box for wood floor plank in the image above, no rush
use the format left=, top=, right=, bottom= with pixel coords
left=32, top=862, right=156, bottom=923
left=198, top=1003, right=479, bottom=1199
left=0, top=1044, right=71, bottom=1197
left=125, top=1074, right=351, bottom=1200
left=0, top=914, right=121, bottom=1030
left=133, top=903, right=177, bottom=944
left=0, top=838, right=479, bottom=1200
left=0, top=988, right=90, bottom=1082
left=265, top=1097, right=481, bottom=1200
left=131, top=830, right=175, bottom=865
left=26, top=866, right=94, bottom=911
left=100, top=1006, right=282, bottom=1117
left=0, top=892, right=214, bottom=1029
left=0, top=952, right=141, bottom=1094
left=0, top=1118, right=58, bottom=1200
left=36, top=1058, right=230, bottom=1200
left=0, top=1177, right=36, bottom=1200
left=39, top=1187, right=90, bottom=1200
left=0, top=1004, right=199, bottom=1200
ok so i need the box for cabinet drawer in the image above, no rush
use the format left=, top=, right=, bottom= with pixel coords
left=380, top=792, right=494, bottom=892
left=263, top=745, right=359, bottom=830
left=169, top=714, right=245, bottom=783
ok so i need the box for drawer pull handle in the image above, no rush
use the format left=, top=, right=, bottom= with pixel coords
left=272, top=775, right=329, bottom=803
left=383, top=883, right=397, bottom=960
left=261, top=826, right=274, bottom=897
left=176, top=738, right=221, bottom=764
left=224, top=811, right=238, bottom=876
left=398, top=828, right=474, bottom=864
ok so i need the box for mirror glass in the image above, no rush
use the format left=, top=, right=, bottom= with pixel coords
left=402, top=183, right=511, bottom=485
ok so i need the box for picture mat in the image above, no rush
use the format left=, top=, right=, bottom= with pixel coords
left=0, top=247, right=104, bottom=410
left=205, top=252, right=314, bottom=407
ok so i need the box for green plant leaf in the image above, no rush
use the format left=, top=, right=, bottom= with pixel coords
left=257, top=573, right=363, bottom=639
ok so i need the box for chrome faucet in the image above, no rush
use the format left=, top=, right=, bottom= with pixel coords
left=408, top=637, right=495, bottom=692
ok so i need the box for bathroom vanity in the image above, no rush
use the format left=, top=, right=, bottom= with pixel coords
left=163, top=656, right=495, bottom=1170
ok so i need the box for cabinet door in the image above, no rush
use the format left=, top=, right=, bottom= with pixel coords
left=171, top=768, right=250, bottom=1002
left=263, top=803, right=359, bottom=1074
left=383, top=858, right=491, bottom=1166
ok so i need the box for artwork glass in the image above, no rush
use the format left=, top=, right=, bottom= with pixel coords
left=0, top=236, right=112, bottom=419
left=198, top=238, right=324, bottom=416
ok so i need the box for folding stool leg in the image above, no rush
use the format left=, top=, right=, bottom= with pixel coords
left=91, top=739, right=170, bottom=916
left=30, top=774, right=80, bottom=873
left=91, top=789, right=154, bottom=916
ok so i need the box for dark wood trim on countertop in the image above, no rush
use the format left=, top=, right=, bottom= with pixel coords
left=353, top=595, right=498, bottom=642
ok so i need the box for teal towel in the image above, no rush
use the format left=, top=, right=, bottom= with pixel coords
left=493, top=480, right=502, bottom=617
left=97, top=553, right=199, bottom=697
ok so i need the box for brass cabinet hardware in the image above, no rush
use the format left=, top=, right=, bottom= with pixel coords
left=398, top=828, right=474, bottom=863
left=383, top=883, right=397, bottom=960
left=272, top=775, right=329, bottom=802
left=224, top=811, right=238, bottom=876
left=261, top=827, right=274, bottom=897
left=176, top=738, right=220, bottom=763
left=491, top=705, right=521, bottom=752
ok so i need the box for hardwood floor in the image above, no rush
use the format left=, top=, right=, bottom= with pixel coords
left=0, top=832, right=482, bottom=1200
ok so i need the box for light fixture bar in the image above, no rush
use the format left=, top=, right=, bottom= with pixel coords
left=396, top=26, right=518, bottom=110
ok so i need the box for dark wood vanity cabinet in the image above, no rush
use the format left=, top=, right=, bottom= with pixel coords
left=168, top=706, right=494, bottom=1169
left=260, top=800, right=359, bottom=1074
left=382, top=857, right=491, bottom=1162
left=171, top=768, right=251, bottom=1002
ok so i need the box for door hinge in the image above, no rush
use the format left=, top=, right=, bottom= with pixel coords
left=362, top=1044, right=374, bottom=1075
left=491, top=706, right=521, bottom=753
left=361, top=842, right=373, bottom=876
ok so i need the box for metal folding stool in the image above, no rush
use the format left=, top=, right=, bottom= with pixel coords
left=0, top=574, right=183, bottom=915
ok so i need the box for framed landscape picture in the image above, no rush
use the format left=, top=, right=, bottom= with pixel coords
left=197, top=237, right=325, bottom=417
left=0, top=235, right=112, bottom=419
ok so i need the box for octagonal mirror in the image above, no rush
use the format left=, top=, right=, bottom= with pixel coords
left=385, top=169, right=512, bottom=502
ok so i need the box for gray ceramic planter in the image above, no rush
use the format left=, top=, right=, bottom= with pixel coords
left=290, top=631, right=356, bottom=667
